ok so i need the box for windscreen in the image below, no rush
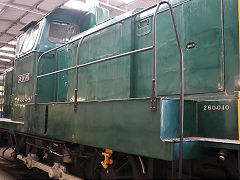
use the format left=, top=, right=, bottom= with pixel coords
left=48, top=21, right=80, bottom=44
left=16, top=24, right=40, bottom=57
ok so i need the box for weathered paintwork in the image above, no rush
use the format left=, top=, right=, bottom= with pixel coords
left=1, top=0, right=240, bottom=161
left=134, top=0, right=224, bottom=96
left=160, top=98, right=238, bottom=141
left=3, top=7, right=110, bottom=119
left=24, top=98, right=209, bottom=161
left=198, top=100, right=238, bottom=140
left=66, top=22, right=132, bottom=101
left=3, top=70, right=13, bottom=118
left=62, top=0, right=226, bottom=101
left=160, top=98, right=197, bottom=140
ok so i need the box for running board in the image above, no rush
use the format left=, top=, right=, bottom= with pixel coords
left=163, top=137, right=240, bottom=145
left=17, top=154, right=82, bottom=180
left=0, top=118, right=24, bottom=125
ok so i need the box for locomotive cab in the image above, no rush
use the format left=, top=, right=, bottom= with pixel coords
left=3, top=7, right=109, bottom=121
left=16, top=7, right=110, bottom=57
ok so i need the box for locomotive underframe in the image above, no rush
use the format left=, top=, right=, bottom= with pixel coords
left=1, top=95, right=240, bottom=178
left=0, top=126, right=240, bottom=179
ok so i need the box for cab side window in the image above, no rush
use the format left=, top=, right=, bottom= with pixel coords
left=48, top=21, right=80, bottom=44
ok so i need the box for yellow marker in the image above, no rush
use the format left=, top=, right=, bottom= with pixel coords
left=101, top=149, right=113, bottom=169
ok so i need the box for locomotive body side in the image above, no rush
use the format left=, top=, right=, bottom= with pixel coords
left=1, top=0, right=240, bottom=179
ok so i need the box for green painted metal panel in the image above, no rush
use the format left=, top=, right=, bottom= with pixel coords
left=3, top=70, right=13, bottom=118
left=25, top=98, right=210, bottom=161
left=57, top=49, right=68, bottom=102
left=198, top=100, right=238, bottom=140
left=160, top=98, right=238, bottom=141
left=65, top=20, right=132, bottom=102
left=0, top=122, right=24, bottom=133
left=160, top=98, right=197, bottom=140
left=93, top=6, right=110, bottom=25
left=223, top=0, right=240, bottom=93
left=2, top=105, right=12, bottom=119
left=81, top=13, right=96, bottom=32
left=24, top=104, right=46, bottom=134
left=133, top=0, right=224, bottom=97
left=173, top=141, right=215, bottom=160
left=183, top=0, right=224, bottom=93
left=26, top=99, right=174, bottom=160
left=38, top=53, right=57, bottom=103
left=12, top=53, right=37, bottom=122
left=81, top=6, right=109, bottom=31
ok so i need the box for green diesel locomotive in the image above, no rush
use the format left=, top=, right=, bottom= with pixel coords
left=1, top=0, right=240, bottom=179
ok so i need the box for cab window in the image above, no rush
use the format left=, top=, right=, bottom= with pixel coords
left=48, top=21, right=80, bottom=44
left=16, top=24, right=40, bottom=57
left=15, top=34, right=25, bottom=57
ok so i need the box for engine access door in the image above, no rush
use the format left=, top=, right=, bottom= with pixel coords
left=134, top=0, right=224, bottom=96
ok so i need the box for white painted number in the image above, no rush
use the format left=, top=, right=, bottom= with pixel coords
left=18, top=73, right=30, bottom=83
left=203, top=105, right=230, bottom=111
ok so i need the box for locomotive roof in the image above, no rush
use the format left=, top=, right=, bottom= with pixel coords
left=45, top=8, right=86, bottom=23
left=20, top=8, right=86, bottom=32
left=20, top=21, right=38, bottom=32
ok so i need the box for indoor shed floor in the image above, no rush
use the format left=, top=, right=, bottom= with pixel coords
left=0, top=147, right=49, bottom=179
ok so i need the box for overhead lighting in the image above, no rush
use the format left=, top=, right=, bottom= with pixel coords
left=0, top=47, right=14, bottom=51
left=0, top=58, right=11, bottom=62
left=9, top=41, right=17, bottom=45
left=86, top=0, right=99, bottom=6
left=119, top=0, right=134, bottom=4
left=0, top=52, right=14, bottom=57
left=64, top=0, right=98, bottom=11
left=64, top=0, right=87, bottom=10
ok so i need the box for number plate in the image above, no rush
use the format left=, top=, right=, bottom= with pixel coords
left=18, top=73, right=30, bottom=83
left=203, top=104, right=230, bottom=111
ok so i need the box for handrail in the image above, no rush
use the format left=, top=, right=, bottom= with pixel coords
left=34, top=2, right=160, bottom=108
left=34, top=2, right=184, bottom=178
left=152, top=2, right=184, bottom=179
left=151, top=1, right=184, bottom=179
left=34, top=2, right=161, bottom=107
left=74, top=37, right=84, bottom=111
left=36, top=46, right=153, bottom=79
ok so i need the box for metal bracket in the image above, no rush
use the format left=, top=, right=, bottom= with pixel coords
left=150, top=79, right=157, bottom=112
left=34, top=94, right=38, bottom=111
left=74, top=89, right=78, bottom=112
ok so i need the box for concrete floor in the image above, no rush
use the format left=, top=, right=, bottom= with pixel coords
left=0, top=147, right=49, bottom=179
